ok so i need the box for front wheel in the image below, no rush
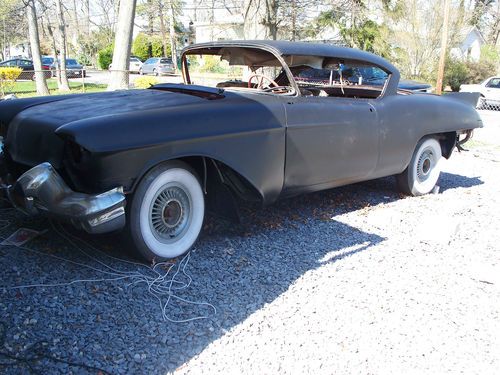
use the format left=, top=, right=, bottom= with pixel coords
left=128, top=161, right=205, bottom=262
left=397, top=137, right=442, bottom=196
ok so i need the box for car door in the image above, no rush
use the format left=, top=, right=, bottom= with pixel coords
left=142, top=58, right=151, bottom=73
left=283, top=95, right=379, bottom=194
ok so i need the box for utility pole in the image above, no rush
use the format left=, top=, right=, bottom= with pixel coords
left=436, top=0, right=451, bottom=95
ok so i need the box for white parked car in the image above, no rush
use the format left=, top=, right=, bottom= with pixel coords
left=460, top=76, right=500, bottom=108
left=109, top=57, right=143, bottom=74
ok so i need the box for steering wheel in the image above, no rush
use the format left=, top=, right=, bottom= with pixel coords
left=247, top=74, right=279, bottom=89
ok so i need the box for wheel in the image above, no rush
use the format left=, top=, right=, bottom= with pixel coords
left=139, top=68, right=143, bottom=75
left=128, top=161, right=205, bottom=262
left=153, top=69, right=159, bottom=77
left=397, top=137, right=442, bottom=196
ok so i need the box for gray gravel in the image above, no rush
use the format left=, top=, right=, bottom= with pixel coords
left=1, top=113, right=499, bottom=374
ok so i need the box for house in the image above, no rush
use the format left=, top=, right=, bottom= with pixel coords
left=451, top=26, right=486, bottom=62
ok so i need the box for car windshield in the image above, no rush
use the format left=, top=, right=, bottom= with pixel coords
left=160, top=58, right=172, bottom=64
left=184, top=47, right=294, bottom=95
left=42, top=57, right=54, bottom=64
left=66, top=59, right=78, bottom=65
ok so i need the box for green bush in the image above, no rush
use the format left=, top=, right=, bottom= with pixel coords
left=98, top=45, right=114, bottom=70
left=444, top=55, right=497, bottom=91
left=0, top=67, right=22, bottom=97
left=134, top=76, right=159, bottom=89
left=199, top=55, right=227, bottom=74
left=444, top=58, right=468, bottom=92
left=133, top=33, right=171, bottom=61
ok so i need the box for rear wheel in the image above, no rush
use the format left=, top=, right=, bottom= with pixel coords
left=397, top=137, right=442, bottom=196
left=128, top=161, right=205, bottom=262
left=153, top=69, right=159, bottom=77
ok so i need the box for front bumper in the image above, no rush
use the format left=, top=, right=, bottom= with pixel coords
left=0, top=161, right=126, bottom=234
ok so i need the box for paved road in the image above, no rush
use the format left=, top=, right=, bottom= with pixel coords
left=83, top=70, right=183, bottom=86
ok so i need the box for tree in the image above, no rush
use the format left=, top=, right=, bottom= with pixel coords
left=55, top=0, right=70, bottom=91
left=1, top=0, right=26, bottom=61
left=132, top=33, right=170, bottom=61
left=25, top=0, right=49, bottom=96
left=108, top=0, right=137, bottom=91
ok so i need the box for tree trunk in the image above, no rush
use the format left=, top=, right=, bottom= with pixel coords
left=158, top=1, right=169, bottom=57
left=168, top=1, right=177, bottom=72
left=108, top=0, right=137, bottom=91
left=26, top=0, right=49, bottom=96
left=55, top=0, right=70, bottom=91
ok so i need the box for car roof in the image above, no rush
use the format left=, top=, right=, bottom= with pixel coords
left=182, top=40, right=398, bottom=74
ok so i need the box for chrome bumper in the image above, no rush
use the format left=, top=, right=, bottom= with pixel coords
left=1, top=162, right=126, bottom=234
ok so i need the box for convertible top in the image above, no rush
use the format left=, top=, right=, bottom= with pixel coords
left=182, top=40, right=399, bottom=75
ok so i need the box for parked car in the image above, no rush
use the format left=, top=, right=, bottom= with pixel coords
left=139, top=57, right=175, bottom=76
left=0, top=40, right=481, bottom=262
left=0, top=58, right=35, bottom=80
left=293, top=65, right=432, bottom=92
left=50, top=58, right=86, bottom=78
left=460, top=76, right=500, bottom=109
left=109, top=57, right=143, bottom=73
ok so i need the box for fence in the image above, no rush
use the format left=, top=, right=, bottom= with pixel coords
left=477, top=97, right=500, bottom=112
left=1, top=68, right=184, bottom=97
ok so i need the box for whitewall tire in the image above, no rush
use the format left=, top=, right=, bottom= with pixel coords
left=397, top=137, right=442, bottom=196
left=129, top=161, right=205, bottom=261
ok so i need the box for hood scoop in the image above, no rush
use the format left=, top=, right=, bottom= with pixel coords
left=150, top=83, right=225, bottom=100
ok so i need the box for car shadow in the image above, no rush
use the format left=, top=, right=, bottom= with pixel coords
left=438, top=172, right=484, bottom=192
left=0, top=172, right=482, bottom=374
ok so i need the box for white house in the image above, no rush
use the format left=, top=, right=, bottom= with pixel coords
left=451, top=26, right=486, bottom=62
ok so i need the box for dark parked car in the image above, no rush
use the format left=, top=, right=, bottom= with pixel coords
left=0, top=40, right=481, bottom=262
left=50, top=58, right=86, bottom=78
left=0, top=58, right=35, bottom=80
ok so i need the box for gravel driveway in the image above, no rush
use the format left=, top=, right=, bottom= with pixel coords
left=1, top=112, right=499, bottom=374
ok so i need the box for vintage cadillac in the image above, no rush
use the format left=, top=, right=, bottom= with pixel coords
left=0, top=40, right=482, bottom=261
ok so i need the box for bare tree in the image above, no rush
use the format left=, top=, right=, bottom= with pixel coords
left=55, top=0, right=70, bottom=91
left=108, top=0, right=137, bottom=91
left=25, top=0, right=49, bottom=96
left=158, top=0, right=170, bottom=58
left=168, top=0, right=177, bottom=70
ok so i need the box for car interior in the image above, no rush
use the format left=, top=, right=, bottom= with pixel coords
left=183, top=46, right=391, bottom=99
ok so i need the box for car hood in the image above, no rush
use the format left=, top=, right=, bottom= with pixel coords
left=5, top=89, right=208, bottom=168
left=398, top=79, right=431, bottom=91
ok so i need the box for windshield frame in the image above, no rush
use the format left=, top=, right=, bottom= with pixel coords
left=181, top=44, right=300, bottom=97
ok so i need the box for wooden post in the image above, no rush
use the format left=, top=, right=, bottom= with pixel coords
left=436, top=0, right=451, bottom=95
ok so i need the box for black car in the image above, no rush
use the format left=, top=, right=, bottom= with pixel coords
left=50, top=58, right=86, bottom=78
left=0, top=40, right=480, bottom=262
left=0, top=58, right=35, bottom=80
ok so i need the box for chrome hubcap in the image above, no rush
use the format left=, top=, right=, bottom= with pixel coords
left=417, top=148, right=434, bottom=182
left=150, top=185, right=191, bottom=242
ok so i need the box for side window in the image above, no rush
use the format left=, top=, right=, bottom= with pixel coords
left=290, top=57, right=389, bottom=99
left=19, top=60, right=31, bottom=67
left=486, top=78, right=500, bottom=88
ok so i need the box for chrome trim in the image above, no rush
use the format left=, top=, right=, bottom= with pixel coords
left=7, top=162, right=126, bottom=234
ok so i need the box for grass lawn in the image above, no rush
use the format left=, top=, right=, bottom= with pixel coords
left=8, top=79, right=107, bottom=97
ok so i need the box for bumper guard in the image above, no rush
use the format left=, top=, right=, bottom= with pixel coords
left=1, top=161, right=126, bottom=234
